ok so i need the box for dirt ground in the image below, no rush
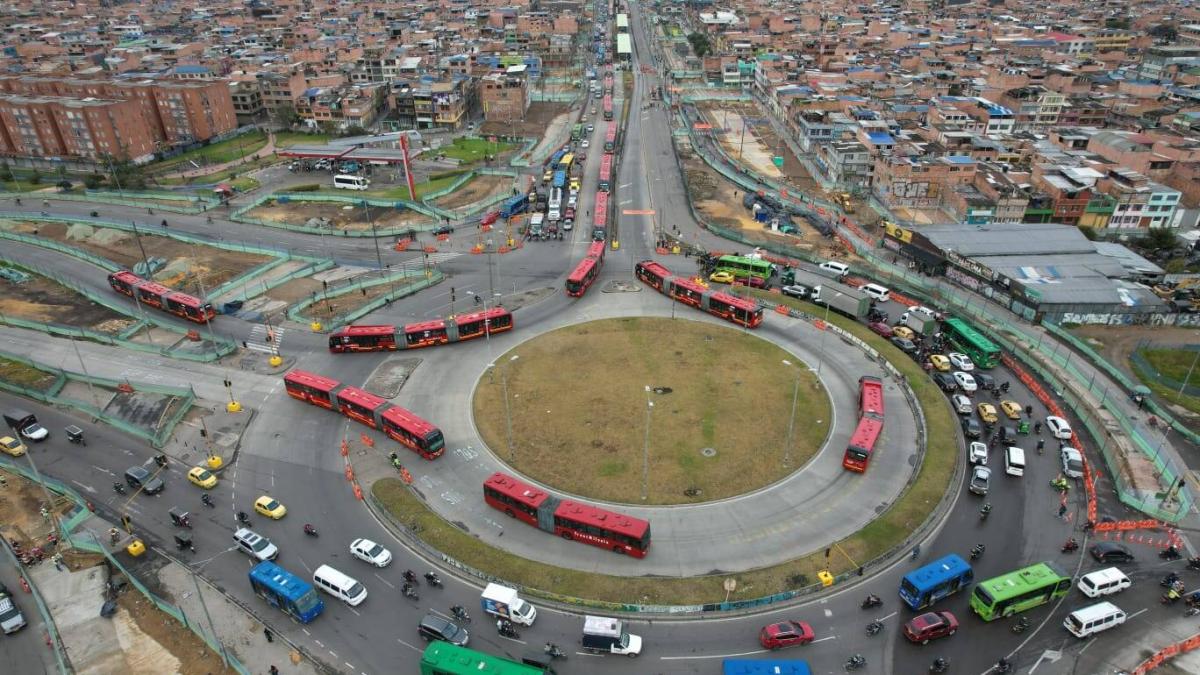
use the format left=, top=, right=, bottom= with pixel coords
left=0, top=468, right=72, bottom=547
left=697, top=101, right=820, bottom=195
left=295, top=276, right=420, bottom=322
left=433, top=174, right=512, bottom=211
left=0, top=274, right=136, bottom=333
left=248, top=200, right=428, bottom=231
left=682, top=153, right=847, bottom=260
left=116, top=587, right=233, bottom=675
left=262, top=276, right=324, bottom=306
left=10, top=221, right=273, bottom=293
left=480, top=102, right=570, bottom=138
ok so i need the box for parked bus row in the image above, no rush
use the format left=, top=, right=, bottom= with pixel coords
left=634, top=260, right=764, bottom=328
left=327, top=307, right=513, bottom=353
left=107, top=270, right=216, bottom=324
left=282, top=369, right=445, bottom=460
left=565, top=241, right=607, bottom=298
left=483, top=472, right=651, bottom=557
left=843, top=375, right=885, bottom=472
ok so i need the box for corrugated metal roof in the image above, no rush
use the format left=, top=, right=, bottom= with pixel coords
left=922, top=223, right=1095, bottom=257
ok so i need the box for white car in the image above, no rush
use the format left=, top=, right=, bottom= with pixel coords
left=581, top=139, right=590, bottom=148
left=952, top=394, right=973, bottom=415
left=969, top=441, right=989, bottom=465
left=908, top=305, right=939, bottom=320
left=1046, top=415, right=1073, bottom=441
left=19, top=423, right=48, bottom=442
left=953, top=371, right=977, bottom=394
left=1061, top=447, right=1084, bottom=479
left=350, top=538, right=393, bottom=567
left=969, top=466, right=991, bottom=496
left=568, top=194, right=578, bottom=208
left=948, top=352, right=974, bottom=371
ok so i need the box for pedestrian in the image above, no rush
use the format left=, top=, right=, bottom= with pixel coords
left=1058, top=504, right=1068, bottom=518
left=269, top=667, right=279, bottom=675
left=264, top=627, right=274, bottom=643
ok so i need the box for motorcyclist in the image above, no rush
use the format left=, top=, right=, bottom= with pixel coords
left=201, top=493, right=213, bottom=506
left=932, top=657, right=948, bottom=671
left=403, top=569, right=417, bottom=584
left=863, top=593, right=881, bottom=607
left=1034, top=422, right=1042, bottom=435
left=450, top=604, right=467, bottom=620
left=979, top=503, right=992, bottom=518
left=996, top=657, right=1012, bottom=673
left=237, top=510, right=250, bottom=523
left=109, top=527, right=120, bottom=544
left=971, top=543, right=985, bottom=558
left=303, top=523, right=317, bottom=536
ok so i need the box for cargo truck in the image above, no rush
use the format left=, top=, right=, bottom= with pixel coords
left=811, top=284, right=870, bottom=320
left=581, top=615, right=642, bottom=656
left=900, top=310, right=936, bottom=336
left=480, top=583, right=537, bottom=626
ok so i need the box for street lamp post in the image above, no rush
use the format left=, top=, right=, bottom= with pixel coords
left=500, top=354, right=520, bottom=463
left=817, top=292, right=838, bottom=375
left=782, top=359, right=802, bottom=468
left=642, top=385, right=653, bottom=501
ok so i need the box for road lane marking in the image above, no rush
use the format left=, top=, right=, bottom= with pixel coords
left=661, top=649, right=767, bottom=660
left=374, top=573, right=395, bottom=589
left=397, top=639, right=422, bottom=652
left=812, top=636, right=836, bottom=643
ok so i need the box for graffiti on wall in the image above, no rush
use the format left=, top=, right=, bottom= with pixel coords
left=1058, top=312, right=1200, bottom=327
left=946, top=266, right=982, bottom=291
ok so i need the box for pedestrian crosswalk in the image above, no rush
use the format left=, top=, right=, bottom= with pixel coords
left=394, top=251, right=461, bottom=274
left=245, top=324, right=285, bottom=353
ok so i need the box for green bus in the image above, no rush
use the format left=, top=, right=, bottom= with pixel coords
left=942, top=317, right=1001, bottom=369
left=715, top=255, right=773, bottom=282
left=421, top=642, right=547, bottom=674
left=571, top=123, right=584, bottom=141
left=969, top=562, right=1071, bottom=621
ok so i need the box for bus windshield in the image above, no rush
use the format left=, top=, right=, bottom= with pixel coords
left=295, top=590, right=322, bottom=615
left=426, top=430, right=445, bottom=452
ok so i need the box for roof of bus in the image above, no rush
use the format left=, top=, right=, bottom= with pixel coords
left=166, top=291, right=208, bottom=308
left=848, top=415, right=884, bottom=448
left=976, top=562, right=1067, bottom=599
left=904, top=554, right=972, bottom=590
left=381, top=405, right=438, bottom=436
left=249, top=561, right=315, bottom=602
left=717, top=254, right=772, bottom=266
left=859, top=376, right=885, bottom=418
left=709, top=291, right=759, bottom=311
left=283, top=369, right=341, bottom=392
left=109, top=270, right=143, bottom=283
left=636, top=259, right=672, bottom=277
left=567, top=256, right=599, bottom=282
left=484, top=472, right=552, bottom=508
left=454, top=307, right=509, bottom=326
left=136, top=280, right=174, bottom=296
left=335, top=324, right=396, bottom=337
left=422, top=642, right=545, bottom=675
left=554, top=500, right=649, bottom=537
left=722, top=660, right=813, bottom=675
left=336, top=386, right=388, bottom=410
left=586, top=241, right=606, bottom=259
left=403, top=318, right=450, bottom=333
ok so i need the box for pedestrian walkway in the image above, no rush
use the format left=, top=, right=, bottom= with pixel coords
left=159, top=132, right=277, bottom=180
left=245, top=323, right=285, bottom=354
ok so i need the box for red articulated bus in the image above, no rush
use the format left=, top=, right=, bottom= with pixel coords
left=634, top=260, right=764, bottom=329
left=592, top=191, right=609, bottom=235
left=565, top=241, right=608, bottom=298
left=282, top=369, right=445, bottom=460
left=844, top=375, right=885, bottom=472
left=603, top=122, right=618, bottom=154
left=603, top=94, right=613, bottom=121
left=598, top=155, right=613, bottom=192
left=483, top=472, right=651, bottom=557
left=328, top=308, right=514, bottom=353
left=107, top=270, right=215, bottom=324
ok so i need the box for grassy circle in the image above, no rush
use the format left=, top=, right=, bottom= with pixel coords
left=471, top=317, right=830, bottom=504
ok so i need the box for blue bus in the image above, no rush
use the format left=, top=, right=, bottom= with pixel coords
left=552, top=170, right=567, bottom=189
left=723, top=659, right=811, bottom=675
left=249, top=561, right=324, bottom=624
left=899, top=554, right=974, bottom=611
left=549, top=150, right=566, bottom=168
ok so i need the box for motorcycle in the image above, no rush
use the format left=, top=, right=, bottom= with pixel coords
left=866, top=620, right=883, bottom=636
left=845, top=654, right=866, bottom=671
left=424, top=572, right=442, bottom=588
left=403, top=570, right=418, bottom=585
left=1061, top=538, right=1079, bottom=553
left=303, top=524, right=319, bottom=537
left=1161, top=546, right=1182, bottom=561
left=544, top=642, right=567, bottom=660
left=1186, top=606, right=1200, bottom=617
left=497, top=619, right=519, bottom=639
left=930, top=658, right=949, bottom=673
left=1011, top=616, right=1030, bottom=634
left=861, top=594, right=882, bottom=609
left=1050, top=478, right=1070, bottom=492
left=1163, top=589, right=1182, bottom=604
left=236, top=511, right=251, bottom=527
left=1161, top=572, right=1181, bottom=588
left=112, top=482, right=127, bottom=495
left=979, top=503, right=992, bottom=521
left=402, top=582, right=419, bottom=601
left=201, top=494, right=214, bottom=508
left=1188, top=557, right=1200, bottom=571
left=970, top=544, right=985, bottom=560
left=451, top=606, right=471, bottom=623
left=995, top=659, right=1013, bottom=674
left=153, top=454, right=168, bottom=468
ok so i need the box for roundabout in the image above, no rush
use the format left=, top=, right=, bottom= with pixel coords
left=470, top=316, right=831, bottom=504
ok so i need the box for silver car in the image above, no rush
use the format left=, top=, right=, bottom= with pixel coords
left=969, top=466, right=991, bottom=495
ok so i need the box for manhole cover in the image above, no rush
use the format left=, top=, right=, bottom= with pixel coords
left=700, top=447, right=717, bottom=457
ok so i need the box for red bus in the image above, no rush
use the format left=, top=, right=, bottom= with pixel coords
left=844, top=376, right=885, bottom=472
left=603, top=122, right=618, bottom=154
left=381, top=406, right=445, bottom=459
left=482, top=472, right=651, bottom=557
left=107, top=270, right=215, bottom=324
left=603, top=94, right=613, bottom=121
left=592, top=191, right=608, bottom=236
left=565, top=257, right=601, bottom=297
left=598, top=155, right=612, bottom=192
left=586, top=240, right=606, bottom=263
left=282, top=370, right=446, bottom=460
left=634, top=260, right=765, bottom=329
left=283, top=370, right=341, bottom=409
left=328, top=308, right=514, bottom=353
left=603, top=74, right=614, bottom=94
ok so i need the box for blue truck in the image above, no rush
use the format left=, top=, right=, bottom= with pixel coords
left=552, top=170, right=567, bottom=189
left=500, top=194, right=529, bottom=218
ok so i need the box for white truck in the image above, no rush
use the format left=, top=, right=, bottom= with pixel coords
left=581, top=615, right=642, bottom=656
left=900, top=310, right=936, bottom=336
left=480, top=583, right=537, bottom=626
left=548, top=187, right=562, bottom=222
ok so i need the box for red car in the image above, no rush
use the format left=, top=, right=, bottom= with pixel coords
left=868, top=322, right=894, bottom=338
left=903, top=611, right=958, bottom=644
left=758, top=620, right=814, bottom=650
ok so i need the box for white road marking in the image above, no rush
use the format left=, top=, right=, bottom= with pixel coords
left=812, top=636, right=836, bottom=643
left=374, top=573, right=395, bottom=589
left=92, top=466, right=116, bottom=476
left=498, top=635, right=526, bottom=644
left=71, top=480, right=96, bottom=494
left=344, top=663, right=354, bottom=670
left=328, top=650, right=337, bottom=658
left=824, top=608, right=833, bottom=617
left=397, top=639, right=422, bottom=652
left=620, top=182, right=632, bottom=189
left=661, top=649, right=766, bottom=661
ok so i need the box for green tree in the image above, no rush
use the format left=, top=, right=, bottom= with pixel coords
left=687, top=32, right=711, bottom=57
left=0, top=162, right=12, bottom=181
left=83, top=173, right=105, bottom=189
left=274, top=104, right=301, bottom=128
left=1148, top=24, right=1178, bottom=41
left=1139, top=227, right=1178, bottom=251
left=1105, top=16, right=1131, bottom=29
left=29, top=169, right=42, bottom=185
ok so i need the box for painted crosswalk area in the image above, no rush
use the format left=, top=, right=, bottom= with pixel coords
left=245, top=324, right=285, bottom=353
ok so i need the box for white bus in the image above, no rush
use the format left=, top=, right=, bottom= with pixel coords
left=333, top=174, right=369, bottom=190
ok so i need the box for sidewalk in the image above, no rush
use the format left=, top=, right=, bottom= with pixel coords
left=159, top=133, right=278, bottom=180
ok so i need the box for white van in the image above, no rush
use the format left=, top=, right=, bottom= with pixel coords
left=312, top=564, right=368, bottom=606
left=1005, top=446, right=1025, bottom=476
left=861, top=283, right=891, bottom=302
left=1064, top=601, right=1125, bottom=638
left=333, top=174, right=370, bottom=190
left=818, top=260, right=850, bottom=278
left=1078, top=568, right=1131, bottom=598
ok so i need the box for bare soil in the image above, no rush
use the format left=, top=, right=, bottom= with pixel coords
left=433, top=174, right=512, bottom=211
left=480, top=102, right=570, bottom=138
left=116, top=589, right=233, bottom=675
left=1071, top=325, right=1200, bottom=382
left=0, top=468, right=72, bottom=547
left=262, top=276, right=324, bottom=306
left=0, top=274, right=136, bottom=332
left=12, top=221, right=273, bottom=292
left=697, top=101, right=819, bottom=194
left=294, top=276, right=420, bottom=322
left=248, top=200, right=427, bottom=231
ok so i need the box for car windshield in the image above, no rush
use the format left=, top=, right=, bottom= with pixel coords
left=250, top=537, right=269, bottom=552
left=196, top=470, right=212, bottom=481
left=264, top=500, right=279, bottom=510
left=367, top=544, right=384, bottom=557
left=1066, top=459, right=1083, bottom=472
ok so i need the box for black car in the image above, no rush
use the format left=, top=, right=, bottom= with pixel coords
left=418, top=613, right=469, bottom=645
left=960, top=416, right=982, bottom=439
left=891, top=337, right=918, bottom=354
left=998, top=425, right=1019, bottom=445
left=124, top=466, right=165, bottom=495
left=1090, top=542, right=1134, bottom=564
left=931, top=372, right=958, bottom=392
left=432, top=225, right=454, bottom=236
left=975, top=372, right=996, bottom=391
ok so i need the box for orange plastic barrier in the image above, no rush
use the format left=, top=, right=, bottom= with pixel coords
left=394, top=239, right=411, bottom=252
left=498, top=245, right=510, bottom=254
left=344, top=466, right=353, bottom=481
left=775, top=305, right=789, bottom=315
left=353, top=484, right=363, bottom=500
left=1131, top=633, right=1200, bottom=674
left=470, top=245, right=484, bottom=254
left=481, top=224, right=493, bottom=232
left=436, top=233, right=450, bottom=242
left=422, top=245, right=438, bottom=253
left=360, top=433, right=375, bottom=448
left=400, top=467, right=413, bottom=485
left=340, top=438, right=349, bottom=457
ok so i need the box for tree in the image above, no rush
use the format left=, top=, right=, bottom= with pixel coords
left=83, top=173, right=105, bottom=189
left=0, top=162, right=12, bottom=181
left=1148, top=24, right=1178, bottom=41
left=1077, top=225, right=1098, bottom=241
left=1139, top=227, right=1178, bottom=252
left=1105, top=17, right=1131, bottom=30
left=29, top=169, right=42, bottom=185
left=274, top=104, right=301, bottom=129
left=687, top=32, right=711, bottom=58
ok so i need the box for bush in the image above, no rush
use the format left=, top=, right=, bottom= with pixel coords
left=288, top=184, right=321, bottom=192
left=428, top=169, right=470, bottom=181
left=29, top=169, right=42, bottom=185
left=83, top=173, right=105, bottom=189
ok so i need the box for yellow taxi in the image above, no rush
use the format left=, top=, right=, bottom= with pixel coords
left=928, top=354, right=951, bottom=372
left=542, top=170, right=552, bottom=182
left=892, top=326, right=915, bottom=340
left=709, top=271, right=735, bottom=284
left=254, top=495, right=287, bottom=520
left=0, top=435, right=26, bottom=457
left=1000, top=400, right=1023, bottom=420
left=186, top=466, right=217, bottom=489
left=977, top=403, right=999, bottom=424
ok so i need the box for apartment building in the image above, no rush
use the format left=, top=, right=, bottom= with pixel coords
left=480, top=71, right=529, bottom=123
left=0, top=94, right=156, bottom=162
